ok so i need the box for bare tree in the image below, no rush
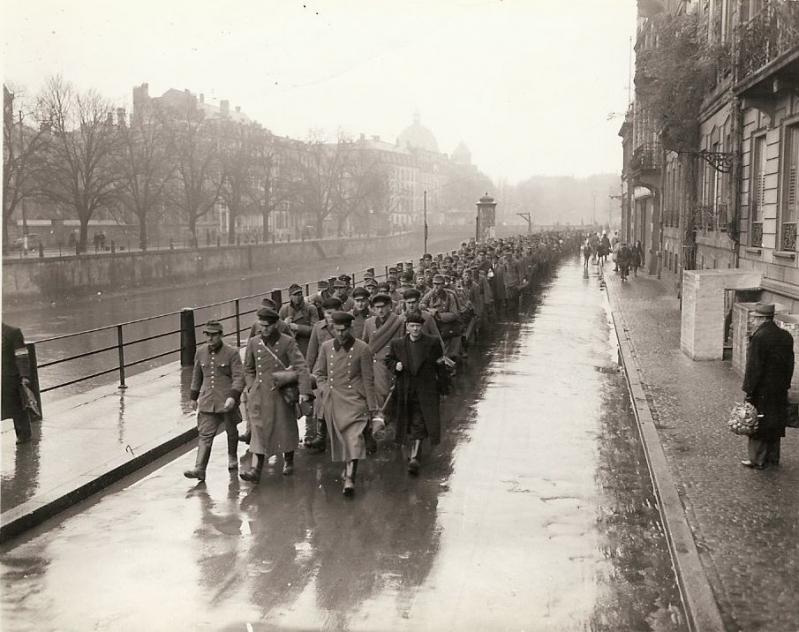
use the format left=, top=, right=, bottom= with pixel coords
left=169, top=103, right=223, bottom=246
left=337, top=147, right=391, bottom=236
left=3, top=84, right=49, bottom=252
left=219, top=121, right=259, bottom=244
left=248, top=132, right=297, bottom=242
left=114, top=103, right=174, bottom=250
left=290, top=133, right=351, bottom=239
left=34, top=76, right=121, bottom=252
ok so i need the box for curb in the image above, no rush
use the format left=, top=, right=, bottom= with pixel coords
left=604, top=279, right=726, bottom=632
left=0, top=425, right=197, bottom=543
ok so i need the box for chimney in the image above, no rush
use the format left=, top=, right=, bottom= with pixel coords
left=199, top=93, right=204, bottom=104
left=220, top=99, right=230, bottom=116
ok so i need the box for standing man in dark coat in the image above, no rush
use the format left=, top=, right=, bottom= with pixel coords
left=2, top=322, right=33, bottom=444
left=185, top=320, right=244, bottom=481
left=742, top=303, right=795, bottom=469
left=386, top=312, right=449, bottom=475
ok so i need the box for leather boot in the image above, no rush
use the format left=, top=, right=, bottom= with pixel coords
left=310, top=418, right=328, bottom=453
left=184, top=440, right=212, bottom=481
left=227, top=427, right=239, bottom=470
left=303, top=416, right=316, bottom=447
left=240, top=454, right=265, bottom=483
left=407, top=440, right=422, bottom=476
left=282, top=451, right=294, bottom=476
left=343, top=459, right=358, bottom=497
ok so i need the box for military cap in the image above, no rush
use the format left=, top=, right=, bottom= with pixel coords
left=321, top=297, right=343, bottom=310
left=388, top=267, right=398, bottom=274
left=405, top=312, right=425, bottom=325
left=365, top=267, right=375, bottom=276
left=364, top=278, right=378, bottom=288
left=432, top=274, right=445, bottom=284
left=403, top=288, right=421, bottom=300
left=351, top=287, right=370, bottom=299
left=333, top=278, right=347, bottom=289
left=256, top=307, right=280, bottom=324
left=260, top=297, right=278, bottom=309
left=376, top=282, right=391, bottom=292
left=371, top=293, right=392, bottom=306
left=405, top=261, right=413, bottom=267
left=203, top=320, right=224, bottom=334
left=338, top=274, right=351, bottom=283
left=423, top=253, right=433, bottom=260
left=754, top=303, right=775, bottom=316
left=288, top=283, right=303, bottom=295
left=317, top=279, right=329, bottom=289
left=331, top=311, right=354, bottom=326
left=401, top=271, right=414, bottom=282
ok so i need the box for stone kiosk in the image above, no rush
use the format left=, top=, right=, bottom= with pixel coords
left=680, top=269, right=762, bottom=361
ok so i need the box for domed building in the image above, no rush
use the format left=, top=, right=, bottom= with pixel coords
left=397, top=112, right=440, bottom=154
left=451, top=141, right=472, bottom=166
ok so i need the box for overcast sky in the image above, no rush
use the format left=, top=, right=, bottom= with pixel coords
left=3, top=0, right=636, bottom=183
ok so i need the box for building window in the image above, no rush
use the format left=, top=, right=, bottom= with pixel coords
left=750, top=134, right=766, bottom=247
left=781, top=124, right=799, bottom=251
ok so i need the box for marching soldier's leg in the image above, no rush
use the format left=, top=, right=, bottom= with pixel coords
left=282, top=451, right=294, bottom=475
left=343, top=459, right=358, bottom=497
left=185, top=412, right=217, bottom=481
left=240, top=453, right=265, bottom=483
left=225, top=416, right=238, bottom=471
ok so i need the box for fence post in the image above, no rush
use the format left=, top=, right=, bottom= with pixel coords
left=26, top=343, right=42, bottom=417
left=234, top=299, right=241, bottom=348
left=117, top=324, right=127, bottom=389
left=270, top=288, right=283, bottom=308
left=180, top=308, right=197, bottom=367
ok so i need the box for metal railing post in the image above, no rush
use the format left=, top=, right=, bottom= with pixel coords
left=234, top=299, right=241, bottom=348
left=117, top=324, right=127, bottom=389
left=180, top=308, right=197, bottom=367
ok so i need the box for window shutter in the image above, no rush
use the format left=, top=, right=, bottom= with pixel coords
left=788, top=127, right=799, bottom=222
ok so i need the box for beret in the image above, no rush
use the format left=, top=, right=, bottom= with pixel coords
left=405, top=312, right=424, bottom=325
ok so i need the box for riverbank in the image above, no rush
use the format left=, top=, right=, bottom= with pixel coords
left=2, top=229, right=470, bottom=310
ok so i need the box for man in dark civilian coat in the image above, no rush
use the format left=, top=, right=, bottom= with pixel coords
left=386, top=312, right=449, bottom=475
left=2, top=322, right=34, bottom=443
left=742, top=303, right=795, bottom=469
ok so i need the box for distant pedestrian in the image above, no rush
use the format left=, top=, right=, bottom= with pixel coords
left=617, top=243, right=631, bottom=281
left=2, top=323, right=34, bottom=444
left=631, top=241, right=644, bottom=276
left=184, top=321, right=243, bottom=481
left=741, top=303, right=794, bottom=469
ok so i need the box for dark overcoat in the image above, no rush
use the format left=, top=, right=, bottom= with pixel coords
left=386, top=332, right=447, bottom=445
left=743, top=319, right=795, bottom=440
left=1, top=323, right=30, bottom=420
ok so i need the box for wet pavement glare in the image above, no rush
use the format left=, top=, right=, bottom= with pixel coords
left=0, top=259, right=687, bottom=631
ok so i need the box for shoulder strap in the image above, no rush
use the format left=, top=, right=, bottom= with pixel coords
left=262, top=338, right=289, bottom=369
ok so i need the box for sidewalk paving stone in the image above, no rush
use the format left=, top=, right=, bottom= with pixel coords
left=605, top=266, right=799, bottom=632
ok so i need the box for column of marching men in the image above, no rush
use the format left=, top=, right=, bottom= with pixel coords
left=184, top=231, right=581, bottom=497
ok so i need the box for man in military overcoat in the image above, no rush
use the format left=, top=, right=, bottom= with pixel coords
left=279, top=283, right=318, bottom=357
left=185, top=320, right=244, bottom=481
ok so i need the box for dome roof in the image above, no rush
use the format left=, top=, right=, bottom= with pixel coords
left=397, top=112, right=439, bottom=153
left=452, top=141, right=471, bottom=165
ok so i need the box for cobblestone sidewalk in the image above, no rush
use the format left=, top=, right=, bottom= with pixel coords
left=605, top=267, right=799, bottom=632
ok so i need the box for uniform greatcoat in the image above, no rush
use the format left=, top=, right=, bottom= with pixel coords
left=363, top=312, right=405, bottom=406
left=244, top=331, right=312, bottom=456
left=279, top=301, right=319, bottom=357
left=313, top=338, right=378, bottom=462
left=386, top=332, right=447, bottom=445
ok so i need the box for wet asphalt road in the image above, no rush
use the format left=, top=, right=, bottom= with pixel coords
left=0, top=259, right=687, bottom=631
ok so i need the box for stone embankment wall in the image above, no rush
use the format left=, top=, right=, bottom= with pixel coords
left=3, top=232, right=423, bottom=304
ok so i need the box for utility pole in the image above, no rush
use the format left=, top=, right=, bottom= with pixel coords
left=517, top=212, right=532, bottom=234
left=592, top=192, right=597, bottom=228
left=423, top=190, right=428, bottom=254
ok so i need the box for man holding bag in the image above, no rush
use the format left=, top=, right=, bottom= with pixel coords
left=742, top=303, right=795, bottom=469
left=240, top=308, right=312, bottom=482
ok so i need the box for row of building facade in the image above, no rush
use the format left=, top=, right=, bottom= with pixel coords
left=620, top=0, right=799, bottom=311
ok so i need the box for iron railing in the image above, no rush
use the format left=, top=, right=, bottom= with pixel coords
left=30, top=264, right=394, bottom=402
left=736, top=1, right=799, bottom=84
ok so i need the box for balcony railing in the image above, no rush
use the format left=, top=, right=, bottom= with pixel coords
left=736, top=1, right=799, bottom=84
left=630, top=143, right=663, bottom=172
